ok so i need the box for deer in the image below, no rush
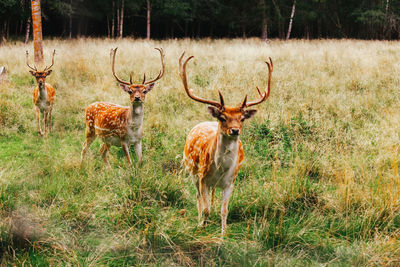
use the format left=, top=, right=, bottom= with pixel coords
left=179, top=52, right=273, bottom=236
left=80, top=47, right=165, bottom=169
left=26, top=50, right=56, bottom=137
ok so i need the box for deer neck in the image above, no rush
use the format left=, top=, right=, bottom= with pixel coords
left=213, top=126, right=239, bottom=169
left=38, top=83, right=47, bottom=99
left=128, top=101, right=144, bottom=127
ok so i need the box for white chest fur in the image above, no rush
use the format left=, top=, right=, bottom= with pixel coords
left=37, top=86, right=49, bottom=110
left=207, top=134, right=239, bottom=189
left=125, top=103, right=144, bottom=144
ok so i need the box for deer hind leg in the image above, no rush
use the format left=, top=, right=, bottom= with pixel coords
left=211, top=187, right=216, bottom=212
left=192, top=178, right=203, bottom=224
left=80, top=126, right=96, bottom=166
left=100, top=143, right=111, bottom=169
left=221, top=184, right=234, bottom=236
left=199, top=179, right=210, bottom=226
left=35, top=106, right=43, bottom=136
left=121, top=141, right=132, bottom=166
left=134, top=141, right=142, bottom=165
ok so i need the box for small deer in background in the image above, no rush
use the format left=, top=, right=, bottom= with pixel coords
left=27, top=50, right=56, bottom=137
left=80, top=47, right=165, bottom=168
left=179, top=53, right=273, bottom=235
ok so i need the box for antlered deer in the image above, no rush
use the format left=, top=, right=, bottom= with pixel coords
left=27, top=50, right=56, bottom=137
left=179, top=53, right=273, bottom=235
left=80, top=47, right=165, bottom=168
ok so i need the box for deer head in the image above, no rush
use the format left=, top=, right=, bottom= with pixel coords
left=26, top=50, right=56, bottom=86
left=110, top=47, right=165, bottom=103
left=179, top=52, right=273, bottom=137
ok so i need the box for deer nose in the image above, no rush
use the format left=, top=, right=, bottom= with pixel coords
left=134, top=96, right=141, bottom=102
left=230, top=128, right=240, bottom=136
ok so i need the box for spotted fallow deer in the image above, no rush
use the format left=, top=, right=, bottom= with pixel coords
left=27, top=50, right=56, bottom=137
left=179, top=53, right=273, bottom=235
left=80, top=47, right=165, bottom=168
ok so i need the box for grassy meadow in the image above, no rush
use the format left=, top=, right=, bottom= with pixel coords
left=1, top=38, right=400, bottom=265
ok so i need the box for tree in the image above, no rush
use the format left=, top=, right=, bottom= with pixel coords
left=286, top=0, right=296, bottom=40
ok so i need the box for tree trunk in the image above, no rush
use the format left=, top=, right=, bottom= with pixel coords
left=286, top=0, right=296, bottom=40
left=69, top=0, right=72, bottom=38
left=24, top=17, right=31, bottom=44
left=112, top=0, right=115, bottom=38
left=6, top=21, right=9, bottom=40
left=271, top=0, right=283, bottom=39
left=107, top=15, right=110, bottom=38
left=117, top=6, right=120, bottom=37
left=119, top=0, right=124, bottom=38
left=260, top=0, right=267, bottom=40
left=146, top=0, right=151, bottom=40
left=31, top=0, right=44, bottom=65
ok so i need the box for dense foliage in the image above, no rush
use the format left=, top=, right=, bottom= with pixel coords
left=1, top=0, right=400, bottom=40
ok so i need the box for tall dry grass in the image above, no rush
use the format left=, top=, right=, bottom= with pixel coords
left=1, top=38, right=400, bottom=265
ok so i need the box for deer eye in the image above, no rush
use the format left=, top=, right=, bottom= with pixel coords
left=241, top=117, right=245, bottom=122
left=219, top=116, right=227, bottom=122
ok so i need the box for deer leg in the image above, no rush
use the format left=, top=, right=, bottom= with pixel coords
left=43, top=110, right=49, bottom=137
left=100, top=143, right=111, bottom=169
left=35, top=107, right=42, bottom=136
left=193, top=178, right=203, bottom=225
left=80, top=126, right=96, bottom=167
left=48, top=107, right=53, bottom=133
left=211, top=187, right=216, bottom=213
left=121, top=142, right=132, bottom=166
left=221, top=184, right=234, bottom=236
left=134, top=141, right=142, bottom=165
left=199, top=180, right=210, bottom=226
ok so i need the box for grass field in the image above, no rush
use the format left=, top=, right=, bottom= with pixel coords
left=1, top=38, right=400, bottom=265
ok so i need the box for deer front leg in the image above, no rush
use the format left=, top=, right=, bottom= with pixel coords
left=35, top=106, right=42, bottom=136
left=199, top=179, right=210, bottom=226
left=121, top=141, right=132, bottom=166
left=43, top=110, right=49, bottom=137
left=221, top=184, right=234, bottom=236
left=100, top=143, right=111, bottom=169
left=134, top=141, right=142, bottom=165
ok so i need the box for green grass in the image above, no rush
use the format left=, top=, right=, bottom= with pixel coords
left=1, top=38, right=400, bottom=265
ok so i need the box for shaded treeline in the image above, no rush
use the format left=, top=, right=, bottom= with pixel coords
left=1, top=0, right=400, bottom=41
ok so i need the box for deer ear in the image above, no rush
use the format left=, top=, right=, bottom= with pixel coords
left=243, top=109, right=257, bottom=120
left=120, top=84, right=132, bottom=94
left=45, top=70, right=52, bottom=76
left=144, top=83, right=155, bottom=94
left=29, top=71, right=36, bottom=76
left=208, top=106, right=222, bottom=118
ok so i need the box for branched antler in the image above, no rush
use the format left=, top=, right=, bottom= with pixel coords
left=26, top=51, right=37, bottom=71
left=179, top=52, right=224, bottom=109
left=241, top=57, right=273, bottom=108
left=143, top=48, right=165, bottom=85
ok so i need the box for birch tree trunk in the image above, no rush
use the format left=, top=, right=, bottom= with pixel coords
left=24, top=17, right=31, bottom=44
left=31, top=0, right=43, bottom=65
left=286, top=0, right=296, bottom=40
left=119, top=0, right=124, bottom=38
left=146, top=0, right=151, bottom=40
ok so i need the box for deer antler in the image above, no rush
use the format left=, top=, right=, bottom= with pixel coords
left=26, top=51, right=37, bottom=71
left=242, top=57, right=273, bottom=108
left=110, top=47, right=131, bottom=85
left=179, top=52, right=224, bottom=109
left=44, top=49, right=56, bottom=72
left=143, top=47, right=165, bottom=85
